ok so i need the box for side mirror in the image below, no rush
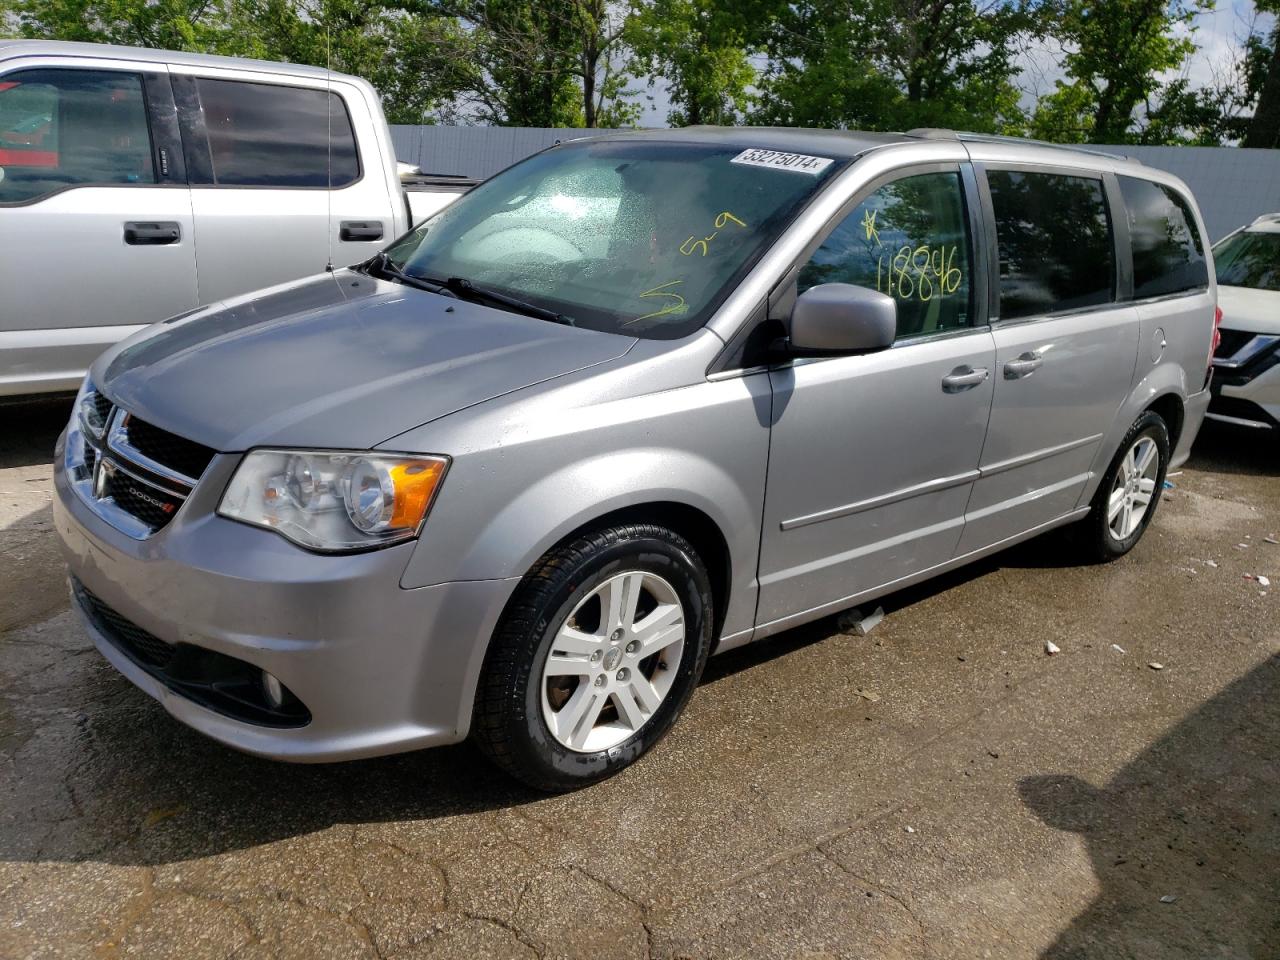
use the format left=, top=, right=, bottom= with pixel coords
left=785, top=283, right=897, bottom=357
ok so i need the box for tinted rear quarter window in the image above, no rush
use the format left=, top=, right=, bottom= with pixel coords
left=987, top=170, right=1114, bottom=320
left=1119, top=176, right=1207, bottom=298
left=194, top=78, right=358, bottom=188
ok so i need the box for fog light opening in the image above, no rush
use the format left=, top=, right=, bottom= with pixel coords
left=262, top=671, right=285, bottom=710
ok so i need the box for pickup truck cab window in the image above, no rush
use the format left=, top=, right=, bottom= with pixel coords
left=986, top=169, right=1115, bottom=320
left=193, top=78, right=359, bottom=188
left=383, top=139, right=841, bottom=340
left=797, top=171, right=974, bottom=340
left=0, top=69, right=154, bottom=204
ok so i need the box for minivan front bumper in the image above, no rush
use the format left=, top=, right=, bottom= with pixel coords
left=53, top=429, right=519, bottom=762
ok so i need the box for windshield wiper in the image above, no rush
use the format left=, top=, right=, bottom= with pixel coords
left=361, top=251, right=454, bottom=297
left=442, top=276, right=575, bottom=326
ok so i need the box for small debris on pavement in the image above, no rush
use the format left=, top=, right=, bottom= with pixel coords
left=1163, top=480, right=1175, bottom=489
left=1111, top=644, right=1127, bottom=654
left=1148, top=662, right=1165, bottom=671
left=1159, top=894, right=1178, bottom=904
left=855, top=688, right=881, bottom=703
left=1237, top=543, right=1250, bottom=549
left=1045, top=641, right=1061, bottom=655
left=1265, top=536, right=1279, bottom=545
left=1259, top=576, right=1271, bottom=587
left=838, top=606, right=884, bottom=637
left=1167, top=471, right=1183, bottom=477
left=904, top=826, right=916, bottom=834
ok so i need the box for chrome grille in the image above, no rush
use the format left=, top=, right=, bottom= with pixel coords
left=66, top=387, right=210, bottom=539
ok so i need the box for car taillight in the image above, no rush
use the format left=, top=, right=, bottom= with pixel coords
left=1210, top=305, right=1222, bottom=363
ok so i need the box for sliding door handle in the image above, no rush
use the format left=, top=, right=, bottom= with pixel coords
left=942, top=365, right=990, bottom=392
left=1004, top=352, right=1044, bottom=379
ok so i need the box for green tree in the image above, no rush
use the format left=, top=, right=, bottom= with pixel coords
left=627, top=0, right=757, bottom=125
left=752, top=0, right=1037, bottom=134
left=1243, top=0, right=1280, bottom=147
left=1030, top=0, right=1212, bottom=144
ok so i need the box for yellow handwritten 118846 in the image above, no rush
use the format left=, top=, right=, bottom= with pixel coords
left=875, top=244, right=962, bottom=302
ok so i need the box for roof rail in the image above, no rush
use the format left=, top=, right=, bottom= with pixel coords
left=1251, top=212, right=1280, bottom=224
left=905, top=128, right=1136, bottom=163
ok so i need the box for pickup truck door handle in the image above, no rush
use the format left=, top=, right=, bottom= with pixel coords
left=340, top=220, right=384, bottom=242
left=941, top=365, right=990, bottom=393
left=1003, top=352, right=1044, bottom=379
left=123, top=221, right=181, bottom=245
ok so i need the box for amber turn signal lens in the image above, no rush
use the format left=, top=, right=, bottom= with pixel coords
left=388, top=458, right=448, bottom=529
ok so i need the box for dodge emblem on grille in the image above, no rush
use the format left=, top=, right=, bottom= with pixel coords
left=130, top=486, right=177, bottom=514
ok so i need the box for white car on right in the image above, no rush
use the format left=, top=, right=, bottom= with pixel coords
left=1209, top=214, right=1280, bottom=432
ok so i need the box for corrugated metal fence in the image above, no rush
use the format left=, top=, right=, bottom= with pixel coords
left=390, top=126, right=1280, bottom=241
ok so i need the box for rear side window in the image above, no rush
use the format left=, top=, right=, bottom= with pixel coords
left=194, top=78, right=358, bottom=188
left=1119, top=176, right=1208, bottom=298
left=0, top=69, right=154, bottom=204
left=798, top=171, right=974, bottom=339
left=987, top=170, right=1114, bottom=320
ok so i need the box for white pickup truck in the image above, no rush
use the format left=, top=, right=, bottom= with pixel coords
left=0, top=40, right=476, bottom=396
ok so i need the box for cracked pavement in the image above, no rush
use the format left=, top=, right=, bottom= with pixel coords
left=1, top=399, right=1277, bottom=959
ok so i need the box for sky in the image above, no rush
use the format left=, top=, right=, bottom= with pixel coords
left=633, top=0, right=1277, bottom=127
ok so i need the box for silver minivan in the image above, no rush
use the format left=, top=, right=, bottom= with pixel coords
left=54, top=129, right=1215, bottom=790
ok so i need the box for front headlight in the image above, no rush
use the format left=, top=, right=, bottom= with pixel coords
left=217, top=449, right=449, bottom=552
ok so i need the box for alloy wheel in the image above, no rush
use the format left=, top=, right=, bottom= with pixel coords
left=1107, top=436, right=1160, bottom=541
left=540, top=571, right=685, bottom=753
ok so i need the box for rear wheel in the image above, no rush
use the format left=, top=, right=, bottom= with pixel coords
left=1078, top=411, right=1171, bottom=561
left=473, top=524, right=713, bottom=791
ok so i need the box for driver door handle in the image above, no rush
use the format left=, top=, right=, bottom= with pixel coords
left=123, top=221, right=181, bottom=245
left=941, top=365, right=990, bottom=392
left=340, top=220, right=384, bottom=242
left=1004, top=351, right=1044, bottom=379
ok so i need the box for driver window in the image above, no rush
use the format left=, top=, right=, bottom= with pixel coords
left=798, top=171, right=973, bottom=339
left=0, top=69, right=155, bottom=204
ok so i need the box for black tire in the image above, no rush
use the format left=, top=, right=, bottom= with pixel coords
left=472, top=523, right=714, bottom=792
left=1077, top=411, right=1171, bottom=562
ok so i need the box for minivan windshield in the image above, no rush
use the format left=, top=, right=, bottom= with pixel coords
left=1213, top=229, right=1280, bottom=293
left=380, top=139, right=842, bottom=338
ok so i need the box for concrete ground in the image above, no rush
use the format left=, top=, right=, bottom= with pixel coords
left=0, top=399, right=1277, bottom=960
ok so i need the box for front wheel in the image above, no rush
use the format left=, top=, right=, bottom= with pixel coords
left=1078, top=411, right=1171, bottom=561
left=473, top=524, right=713, bottom=791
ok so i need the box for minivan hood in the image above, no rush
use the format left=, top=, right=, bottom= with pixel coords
left=98, top=272, right=636, bottom=451
left=1218, top=285, right=1280, bottom=337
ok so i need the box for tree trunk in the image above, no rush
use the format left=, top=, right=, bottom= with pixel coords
left=582, top=38, right=598, bottom=126
left=1244, top=37, right=1280, bottom=149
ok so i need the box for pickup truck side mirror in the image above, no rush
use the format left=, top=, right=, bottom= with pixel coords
left=784, top=283, right=897, bottom=357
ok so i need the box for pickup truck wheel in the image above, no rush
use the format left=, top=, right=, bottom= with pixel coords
left=473, top=524, right=713, bottom=791
left=1079, top=411, right=1170, bottom=562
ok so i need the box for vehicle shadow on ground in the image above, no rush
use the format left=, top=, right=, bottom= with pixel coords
left=0, top=525, right=1081, bottom=869
left=0, top=398, right=72, bottom=469
left=1187, top=420, right=1280, bottom=477
left=1019, top=653, right=1280, bottom=957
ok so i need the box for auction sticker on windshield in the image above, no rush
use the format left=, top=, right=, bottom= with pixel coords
left=730, top=148, right=834, bottom=175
